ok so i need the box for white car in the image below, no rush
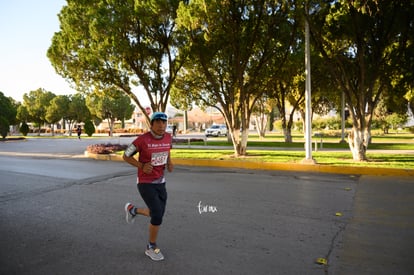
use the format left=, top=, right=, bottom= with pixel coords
left=205, top=124, right=227, bottom=137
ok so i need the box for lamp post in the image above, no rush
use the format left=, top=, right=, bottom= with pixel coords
left=302, top=10, right=316, bottom=164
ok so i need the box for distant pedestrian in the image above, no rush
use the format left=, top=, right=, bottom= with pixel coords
left=123, top=112, right=174, bottom=261
left=76, top=125, right=81, bottom=139
left=172, top=125, right=177, bottom=137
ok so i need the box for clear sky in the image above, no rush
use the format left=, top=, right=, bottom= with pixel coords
left=0, top=0, right=76, bottom=103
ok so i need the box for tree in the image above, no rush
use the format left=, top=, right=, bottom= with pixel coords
left=0, top=92, right=17, bottom=138
left=270, top=78, right=305, bottom=143
left=174, top=0, right=298, bottom=156
left=48, top=0, right=186, bottom=125
left=46, top=95, right=70, bottom=136
left=309, top=1, right=414, bottom=161
left=19, top=122, right=29, bottom=136
left=301, top=45, right=341, bottom=131
left=67, top=94, right=91, bottom=135
left=0, top=117, right=8, bottom=139
left=83, top=120, right=95, bottom=137
left=86, top=88, right=134, bottom=136
left=16, top=105, right=29, bottom=124
left=385, top=113, right=408, bottom=132
left=16, top=104, right=30, bottom=135
left=264, top=41, right=306, bottom=143
left=252, top=96, right=271, bottom=139
left=22, top=88, right=56, bottom=135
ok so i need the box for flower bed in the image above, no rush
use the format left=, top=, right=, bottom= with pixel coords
left=86, top=137, right=205, bottom=155
left=86, top=143, right=128, bottom=154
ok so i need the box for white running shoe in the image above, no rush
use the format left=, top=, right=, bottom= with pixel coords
left=124, top=202, right=136, bottom=224
left=145, top=246, right=164, bottom=261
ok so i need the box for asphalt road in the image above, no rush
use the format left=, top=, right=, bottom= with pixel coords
left=0, top=138, right=413, bottom=274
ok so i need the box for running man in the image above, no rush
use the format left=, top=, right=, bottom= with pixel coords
left=123, top=112, right=174, bottom=261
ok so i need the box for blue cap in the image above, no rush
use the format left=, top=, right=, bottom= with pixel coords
left=150, top=112, right=168, bottom=122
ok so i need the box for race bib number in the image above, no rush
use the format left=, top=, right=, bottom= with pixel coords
left=151, top=151, right=169, bottom=166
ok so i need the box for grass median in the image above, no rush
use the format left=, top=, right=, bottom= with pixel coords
left=170, top=133, right=414, bottom=170
left=170, top=149, right=414, bottom=169
left=35, top=131, right=411, bottom=170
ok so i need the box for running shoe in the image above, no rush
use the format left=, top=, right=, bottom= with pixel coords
left=124, top=202, right=136, bottom=224
left=145, top=246, right=164, bottom=261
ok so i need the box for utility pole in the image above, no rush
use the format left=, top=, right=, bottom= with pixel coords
left=302, top=9, right=316, bottom=164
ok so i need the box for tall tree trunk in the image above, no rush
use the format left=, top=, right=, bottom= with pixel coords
left=108, top=118, right=115, bottom=137
left=255, top=114, right=267, bottom=139
left=68, top=121, right=74, bottom=136
left=281, top=113, right=293, bottom=143
left=283, top=127, right=292, bottom=143
left=230, top=122, right=249, bottom=157
left=347, top=127, right=369, bottom=161
left=239, top=129, right=249, bottom=155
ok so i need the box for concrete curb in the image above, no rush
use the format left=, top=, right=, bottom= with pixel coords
left=84, top=151, right=414, bottom=177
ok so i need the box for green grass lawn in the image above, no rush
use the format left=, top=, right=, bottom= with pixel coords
left=170, top=149, right=414, bottom=169
left=172, top=132, right=414, bottom=169
left=190, top=140, right=414, bottom=150
left=187, top=132, right=414, bottom=150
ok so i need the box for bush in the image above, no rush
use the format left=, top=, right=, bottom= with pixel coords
left=0, top=116, right=9, bottom=138
left=312, top=116, right=352, bottom=131
left=84, top=120, right=95, bottom=137
left=19, top=122, right=29, bottom=136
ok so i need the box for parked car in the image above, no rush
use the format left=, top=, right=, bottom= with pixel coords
left=205, top=124, right=228, bottom=137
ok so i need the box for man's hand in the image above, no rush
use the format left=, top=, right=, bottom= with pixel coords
left=167, top=162, right=174, bottom=172
left=141, top=162, right=153, bottom=174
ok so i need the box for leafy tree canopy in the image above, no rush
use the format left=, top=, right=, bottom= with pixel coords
left=48, top=0, right=187, bottom=124
left=0, top=91, right=17, bottom=126
left=0, top=91, right=17, bottom=138
left=174, top=0, right=299, bottom=155
left=86, top=88, right=134, bottom=136
left=309, top=0, right=414, bottom=160
left=22, top=88, right=56, bottom=135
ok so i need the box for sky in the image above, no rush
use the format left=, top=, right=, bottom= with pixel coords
left=0, top=0, right=76, bottom=102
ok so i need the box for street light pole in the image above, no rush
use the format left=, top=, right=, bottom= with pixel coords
left=302, top=12, right=316, bottom=164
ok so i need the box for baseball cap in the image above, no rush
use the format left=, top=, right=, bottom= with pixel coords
left=150, top=112, right=168, bottom=122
